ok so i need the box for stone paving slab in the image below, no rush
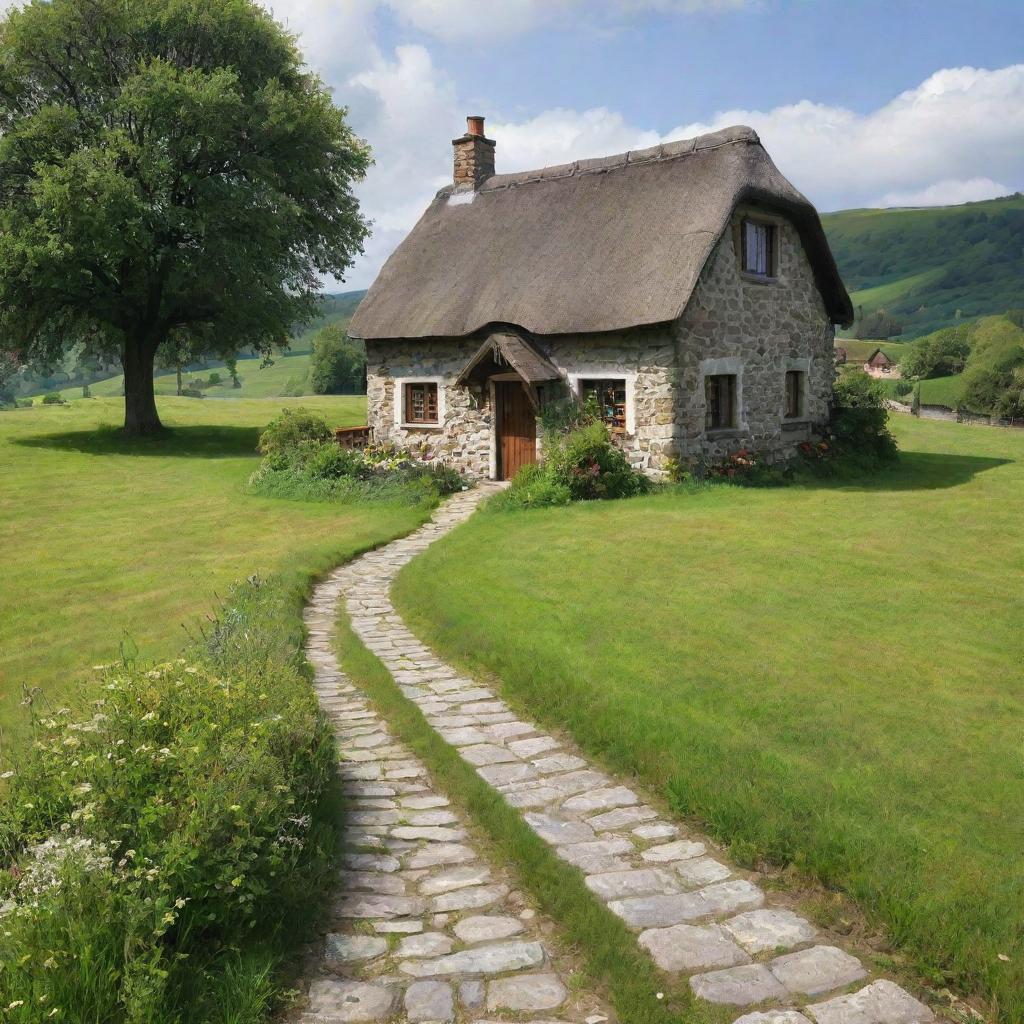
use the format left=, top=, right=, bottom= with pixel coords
left=293, top=496, right=613, bottom=1024
left=298, top=486, right=939, bottom=1024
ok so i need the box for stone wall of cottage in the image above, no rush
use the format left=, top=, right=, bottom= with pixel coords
left=365, top=208, right=836, bottom=479
left=542, top=329, right=677, bottom=473
left=365, top=329, right=678, bottom=479
left=365, top=338, right=494, bottom=479
left=673, top=208, right=836, bottom=464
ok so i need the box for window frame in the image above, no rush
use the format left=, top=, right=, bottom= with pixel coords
left=740, top=217, right=777, bottom=279
left=784, top=369, right=807, bottom=420
left=401, top=380, right=440, bottom=427
left=705, top=373, right=738, bottom=432
left=579, top=377, right=628, bottom=433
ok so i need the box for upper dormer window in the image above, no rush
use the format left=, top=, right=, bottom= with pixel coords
left=741, top=218, right=776, bottom=278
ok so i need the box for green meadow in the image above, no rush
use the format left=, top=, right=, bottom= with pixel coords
left=0, top=395, right=423, bottom=737
left=395, top=416, right=1024, bottom=1020
left=54, top=351, right=319, bottom=402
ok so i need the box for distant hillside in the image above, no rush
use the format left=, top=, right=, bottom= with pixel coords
left=821, top=194, right=1024, bottom=339
left=289, top=289, right=366, bottom=352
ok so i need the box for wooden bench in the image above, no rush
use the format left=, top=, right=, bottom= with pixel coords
left=333, top=425, right=371, bottom=450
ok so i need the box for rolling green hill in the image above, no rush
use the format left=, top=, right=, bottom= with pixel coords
left=55, top=351, right=316, bottom=402
left=822, top=194, right=1024, bottom=339
left=15, top=289, right=366, bottom=399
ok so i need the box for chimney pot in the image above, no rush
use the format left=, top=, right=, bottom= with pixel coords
left=453, top=114, right=495, bottom=189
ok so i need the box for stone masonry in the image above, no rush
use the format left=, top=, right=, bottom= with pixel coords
left=365, top=208, right=834, bottom=480
left=302, top=488, right=938, bottom=1024
left=674, top=208, right=835, bottom=464
left=298, top=498, right=615, bottom=1024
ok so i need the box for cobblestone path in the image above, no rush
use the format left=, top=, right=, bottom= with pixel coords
left=298, top=488, right=613, bottom=1024
left=301, top=486, right=937, bottom=1024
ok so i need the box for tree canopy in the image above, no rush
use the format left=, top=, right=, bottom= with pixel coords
left=0, top=0, right=370, bottom=433
left=308, top=324, right=365, bottom=395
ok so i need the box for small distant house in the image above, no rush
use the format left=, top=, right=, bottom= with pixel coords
left=863, top=349, right=900, bottom=379
left=349, top=117, right=853, bottom=480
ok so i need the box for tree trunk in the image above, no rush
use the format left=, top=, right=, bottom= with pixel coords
left=176, top=365, right=182, bottom=396
left=122, top=336, right=163, bottom=435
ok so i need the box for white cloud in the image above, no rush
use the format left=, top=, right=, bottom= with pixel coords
left=876, top=177, right=1014, bottom=208
left=667, top=65, right=1024, bottom=211
left=489, top=108, right=660, bottom=172
left=260, top=3, right=1024, bottom=290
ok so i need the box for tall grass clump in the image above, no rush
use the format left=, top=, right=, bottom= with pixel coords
left=248, top=407, right=464, bottom=506
left=0, top=576, right=339, bottom=1023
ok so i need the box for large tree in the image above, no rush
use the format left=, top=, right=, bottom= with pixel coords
left=0, top=0, right=370, bottom=433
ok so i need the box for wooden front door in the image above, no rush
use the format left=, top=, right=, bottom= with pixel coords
left=495, top=381, right=537, bottom=481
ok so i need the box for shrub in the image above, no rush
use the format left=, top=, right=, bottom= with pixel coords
left=208, top=371, right=222, bottom=386
left=41, top=391, right=65, bottom=405
left=546, top=421, right=649, bottom=501
left=0, top=576, right=338, bottom=1022
left=829, top=372, right=899, bottom=465
left=960, top=346, right=1024, bottom=417
left=249, top=417, right=464, bottom=507
left=493, top=418, right=648, bottom=510
left=257, top=408, right=333, bottom=456
left=893, top=379, right=914, bottom=397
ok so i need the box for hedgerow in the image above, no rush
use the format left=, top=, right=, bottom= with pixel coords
left=0, top=576, right=339, bottom=1023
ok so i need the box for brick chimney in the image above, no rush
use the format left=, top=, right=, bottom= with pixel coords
left=453, top=115, right=495, bottom=188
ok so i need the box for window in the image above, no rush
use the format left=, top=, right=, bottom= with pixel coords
left=741, top=218, right=775, bottom=277
left=785, top=370, right=806, bottom=419
left=580, top=378, right=627, bottom=432
left=403, top=382, right=439, bottom=424
left=705, top=374, right=737, bottom=430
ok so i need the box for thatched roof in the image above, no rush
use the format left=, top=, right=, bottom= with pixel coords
left=350, top=125, right=853, bottom=340
left=455, top=331, right=561, bottom=386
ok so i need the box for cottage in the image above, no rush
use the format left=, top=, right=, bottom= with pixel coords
left=349, top=117, right=853, bottom=480
left=863, top=348, right=900, bottom=378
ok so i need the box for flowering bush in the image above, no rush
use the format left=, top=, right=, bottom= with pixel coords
left=249, top=413, right=464, bottom=506
left=493, top=419, right=649, bottom=510
left=0, top=577, right=337, bottom=1022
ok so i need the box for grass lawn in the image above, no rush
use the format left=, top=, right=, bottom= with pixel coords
left=394, top=416, right=1024, bottom=1021
left=0, top=395, right=425, bottom=739
left=919, top=373, right=964, bottom=408
left=54, top=351, right=318, bottom=402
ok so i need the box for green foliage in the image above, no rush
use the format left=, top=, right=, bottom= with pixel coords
left=494, top=420, right=648, bottom=510
left=491, top=464, right=572, bottom=510
left=251, top=413, right=464, bottom=506
left=823, top=194, right=1024, bottom=338
left=899, top=312, right=1024, bottom=413
left=0, top=576, right=338, bottom=1022
left=208, top=371, right=222, bottom=386
left=961, top=347, right=1024, bottom=419
left=830, top=372, right=899, bottom=464
left=257, top=407, right=333, bottom=457
left=893, top=379, right=914, bottom=397
left=40, top=392, right=66, bottom=405
left=308, top=325, right=366, bottom=395
left=0, top=0, right=371, bottom=433
left=899, top=326, right=971, bottom=378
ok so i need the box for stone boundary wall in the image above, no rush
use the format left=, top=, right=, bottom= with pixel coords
left=885, top=399, right=1024, bottom=429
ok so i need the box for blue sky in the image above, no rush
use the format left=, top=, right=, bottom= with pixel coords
left=267, top=0, right=1024, bottom=289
